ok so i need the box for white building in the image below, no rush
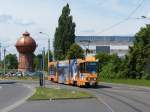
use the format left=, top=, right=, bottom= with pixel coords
left=75, top=36, right=134, bottom=57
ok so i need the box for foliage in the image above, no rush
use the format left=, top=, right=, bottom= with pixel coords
left=34, top=51, right=53, bottom=71
left=34, top=54, right=42, bottom=71
left=96, top=53, right=122, bottom=79
left=67, top=43, right=84, bottom=59
left=124, top=25, right=150, bottom=79
left=5, top=54, right=18, bottom=69
left=44, top=51, right=53, bottom=71
left=54, top=4, right=76, bottom=60
left=97, top=25, right=150, bottom=80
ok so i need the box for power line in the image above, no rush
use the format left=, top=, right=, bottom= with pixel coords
left=96, top=0, right=145, bottom=35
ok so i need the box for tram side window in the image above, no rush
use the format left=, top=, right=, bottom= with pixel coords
left=50, top=66, right=55, bottom=75
left=80, top=63, right=85, bottom=73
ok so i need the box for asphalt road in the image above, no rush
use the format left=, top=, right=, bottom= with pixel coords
left=88, top=83, right=150, bottom=112
left=1, top=80, right=150, bottom=112
left=0, top=81, right=32, bottom=112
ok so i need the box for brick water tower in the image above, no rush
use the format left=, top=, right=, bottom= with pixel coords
left=15, top=32, right=37, bottom=72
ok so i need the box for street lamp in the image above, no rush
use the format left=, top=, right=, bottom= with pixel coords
left=2, top=45, right=10, bottom=76
left=39, top=32, right=51, bottom=75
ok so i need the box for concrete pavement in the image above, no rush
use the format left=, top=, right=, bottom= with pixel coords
left=1, top=80, right=150, bottom=112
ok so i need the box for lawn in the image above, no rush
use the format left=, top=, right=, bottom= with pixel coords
left=0, top=76, right=39, bottom=81
left=100, top=78, right=150, bottom=87
left=29, top=87, right=94, bottom=100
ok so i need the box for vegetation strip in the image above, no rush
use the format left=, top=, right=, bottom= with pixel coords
left=29, top=87, right=94, bottom=100
left=100, top=79, right=150, bottom=87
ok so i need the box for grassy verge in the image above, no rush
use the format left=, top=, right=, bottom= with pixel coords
left=100, top=78, right=150, bottom=87
left=0, top=76, right=39, bottom=81
left=29, top=87, right=94, bottom=100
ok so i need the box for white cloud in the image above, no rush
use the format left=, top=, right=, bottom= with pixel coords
left=14, top=19, right=35, bottom=26
left=0, top=14, right=35, bottom=26
left=0, top=14, right=13, bottom=23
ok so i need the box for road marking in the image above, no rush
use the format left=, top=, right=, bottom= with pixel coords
left=1, top=84, right=35, bottom=112
left=0, top=86, right=2, bottom=89
left=96, top=94, right=115, bottom=112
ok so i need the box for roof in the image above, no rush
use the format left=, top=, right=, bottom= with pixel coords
left=75, top=36, right=134, bottom=43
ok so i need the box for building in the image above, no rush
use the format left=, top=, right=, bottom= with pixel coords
left=75, top=36, right=134, bottom=57
left=15, top=32, right=37, bottom=72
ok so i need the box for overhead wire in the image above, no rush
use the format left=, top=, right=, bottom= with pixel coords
left=96, top=0, right=145, bottom=35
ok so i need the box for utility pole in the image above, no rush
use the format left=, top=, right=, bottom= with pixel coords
left=80, top=40, right=91, bottom=56
left=39, top=32, right=51, bottom=75
left=42, top=47, right=45, bottom=87
left=48, top=38, right=50, bottom=74
left=3, top=48, right=6, bottom=76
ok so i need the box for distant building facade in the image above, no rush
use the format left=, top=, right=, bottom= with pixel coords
left=75, top=36, right=134, bottom=57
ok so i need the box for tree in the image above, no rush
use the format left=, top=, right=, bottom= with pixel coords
left=125, top=25, right=150, bottom=79
left=5, top=54, right=18, bottom=69
left=34, top=54, right=42, bottom=71
left=34, top=51, right=52, bottom=71
left=67, top=43, right=84, bottom=59
left=54, top=4, right=76, bottom=60
left=44, top=51, right=53, bottom=71
left=34, top=51, right=53, bottom=72
left=96, top=53, right=122, bottom=79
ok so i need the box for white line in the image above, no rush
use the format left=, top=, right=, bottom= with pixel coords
left=96, top=94, right=115, bottom=112
left=1, top=84, right=35, bottom=112
left=0, top=86, right=2, bottom=89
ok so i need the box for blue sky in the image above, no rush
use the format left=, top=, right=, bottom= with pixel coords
left=0, top=0, right=150, bottom=55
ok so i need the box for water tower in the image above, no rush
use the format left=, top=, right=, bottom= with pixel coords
left=15, top=32, right=37, bottom=72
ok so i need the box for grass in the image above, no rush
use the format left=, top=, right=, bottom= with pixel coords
left=100, top=78, right=150, bottom=87
left=0, top=76, right=39, bottom=81
left=29, top=87, right=94, bottom=100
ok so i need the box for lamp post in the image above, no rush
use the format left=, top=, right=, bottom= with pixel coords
left=2, top=45, right=10, bottom=76
left=39, top=32, right=51, bottom=75
left=3, top=47, right=6, bottom=76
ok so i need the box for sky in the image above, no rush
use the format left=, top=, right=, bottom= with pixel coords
left=0, top=0, right=150, bottom=56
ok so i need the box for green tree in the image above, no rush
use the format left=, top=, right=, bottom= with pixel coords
left=96, top=53, right=112, bottom=72
left=96, top=53, right=122, bottom=79
left=44, top=51, right=53, bottom=71
left=34, top=54, right=42, bottom=71
left=5, top=54, right=18, bottom=69
left=54, top=4, right=76, bottom=60
left=67, top=43, right=84, bottom=59
left=34, top=51, right=53, bottom=71
left=125, top=25, right=150, bottom=79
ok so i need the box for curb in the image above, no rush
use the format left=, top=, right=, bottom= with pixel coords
left=29, top=96, right=95, bottom=101
left=1, top=84, right=35, bottom=112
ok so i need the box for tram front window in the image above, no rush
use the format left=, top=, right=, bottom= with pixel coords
left=80, top=62, right=97, bottom=73
left=86, top=62, right=97, bottom=73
